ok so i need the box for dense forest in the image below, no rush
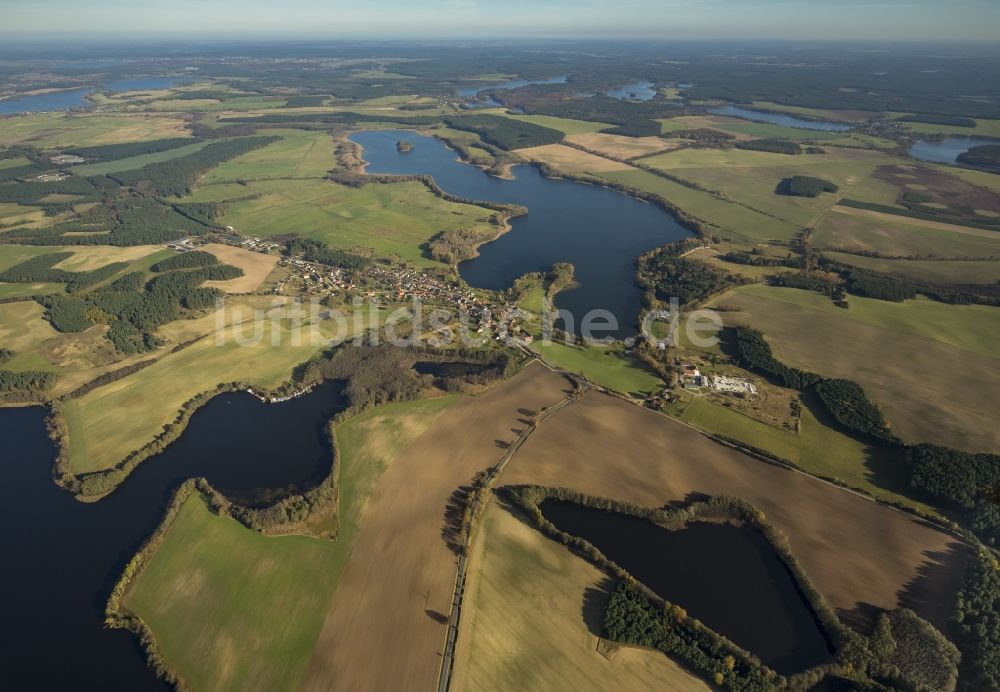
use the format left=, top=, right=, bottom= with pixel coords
left=0, top=369, right=55, bottom=400
left=109, top=137, right=278, bottom=196
left=735, top=139, right=803, bottom=155
left=957, top=145, right=1000, bottom=170
left=637, top=241, right=745, bottom=307
left=896, top=114, right=976, bottom=128
left=813, top=378, right=898, bottom=444
left=4, top=198, right=218, bottom=247
left=0, top=252, right=128, bottom=292
left=66, top=137, right=199, bottom=162
left=149, top=251, right=219, bottom=272
left=954, top=550, right=1000, bottom=690
left=731, top=326, right=822, bottom=390
left=38, top=261, right=242, bottom=353
left=442, top=115, right=564, bottom=150
left=285, top=238, right=372, bottom=269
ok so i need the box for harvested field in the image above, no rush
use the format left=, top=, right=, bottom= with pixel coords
left=831, top=204, right=1000, bottom=235
left=452, top=500, right=708, bottom=692
left=503, top=392, right=969, bottom=634
left=713, top=285, right=1000, bottom=453
left=566, top=132, right=675, bottom=159
left=200, top=243, right=278, bottom=293
left=303, top=362, right=573, bottom=692
left=822, top=251, right=1000, bottom=285
left=814, top=209, right=1000, bottom=258
left=516, top=144, right=632, bottom=174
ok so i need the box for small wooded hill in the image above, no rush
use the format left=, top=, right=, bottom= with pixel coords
left=958, top=145, right=1000, bottom=170
left=777, top=176, right=839, bottom=197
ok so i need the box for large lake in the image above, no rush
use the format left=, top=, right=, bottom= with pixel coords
left=349, top=129, right=691, bottom=338
left=0, top=381, right=345, bottom=689
left=0, top=78, right=180, bottom=114
left=541, top=500, right=834, bottom=674
left=908, top=136, right=998, bottom=165
left=710, top=105, right=853, bottom=132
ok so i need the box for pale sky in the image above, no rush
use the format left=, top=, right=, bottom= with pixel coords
left=2, top=0, right=998, bottom=42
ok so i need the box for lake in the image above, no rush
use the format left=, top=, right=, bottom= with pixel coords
left=540, top=500, right=834, bottom=674
left=607, top=81, right=656, bottom=101
left=710, top=105, right=853, bottom=132
left=458, top=75, right=567, bottom=107
left=0, top=380, right=345, bottom=690
left=0, top=88, right=94, bottom=114
left=350, top=129, right=691, bottom=339
left=0, top=78, right=180, bottom=114
left=908, top=136, right=998, bottom=165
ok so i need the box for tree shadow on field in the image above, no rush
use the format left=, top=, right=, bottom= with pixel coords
left=836, top=601, right=882, bottom=636
left=425, top=609, right=449, bottom=625
left=896, top=542, right=972, bottom=635
left=581, top=576, right=617, bottom=637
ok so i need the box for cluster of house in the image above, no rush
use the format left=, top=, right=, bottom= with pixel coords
left=273, top=256, right=530, bottom=341
left=680, top=364, right=757, bottom=395
left=221, top=228, right=282, bottom=253
left=32, top=172, right=69, bottom=182
left=165, top=237, right=200, bottom=252
left=50, top=154, right=85, bottom=165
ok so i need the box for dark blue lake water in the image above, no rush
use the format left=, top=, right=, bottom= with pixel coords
left=908, top=136, right=998, bottom=165
left=457, top=75, right=567, bottom=100
left=0, top=381, right=345, bottom=690
left=350, top=129, right=691, bottom=338
left=710, top=105, right=853, bottom=132
left=0, top=88, right=94, bottom=114
left=608, top=81, right=656, bottom=101
left=0, top=78, right=180, bottom=114
left=541, top=500, right=835, bottom=674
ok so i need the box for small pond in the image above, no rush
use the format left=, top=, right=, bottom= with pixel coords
left=540, top=500, right=834, bottom=674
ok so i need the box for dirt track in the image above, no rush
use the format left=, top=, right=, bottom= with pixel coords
left=303, top=363, right=573, bottom=692
left=503, top=391, right=968, bottom=634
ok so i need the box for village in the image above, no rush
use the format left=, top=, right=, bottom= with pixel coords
left=165, top=229, right=534, bottom=345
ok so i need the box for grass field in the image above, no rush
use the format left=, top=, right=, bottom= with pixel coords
left=639, top=146, right=893, bottom=229
left=822, top=251, right=1000, bottom=284
left=188, top=178, right=497, bottom=267
left=814, top=208, right=1000, bottom=259
left=516, top=143, right=632, bottom=172
left=0, top=112, right=191, bottom=147
left=597, top=167, right=800, bottom=242
left=711, top=284, right=1000, bottom=453
left=70, top=140, right=214, bottom=176
left=893, top=116, right=1000, bottom=139
left=200, top=130, right=337, bottom=182
left=502, top=113, right=611, bottom=136
left=62, top=305, right=333, bottom=473
left=565, top=132, right=675, bottom=159
left=304, top=364, right=572, bottom=692
left=531, top=341, right=662, bottom=396
left=452, top=499, right=708, bottom=692
left=124, top=494, right=341, bottom=692
left=504, top=391, right=967, bottom=633
left=124, top=395, right=459, bottom=691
